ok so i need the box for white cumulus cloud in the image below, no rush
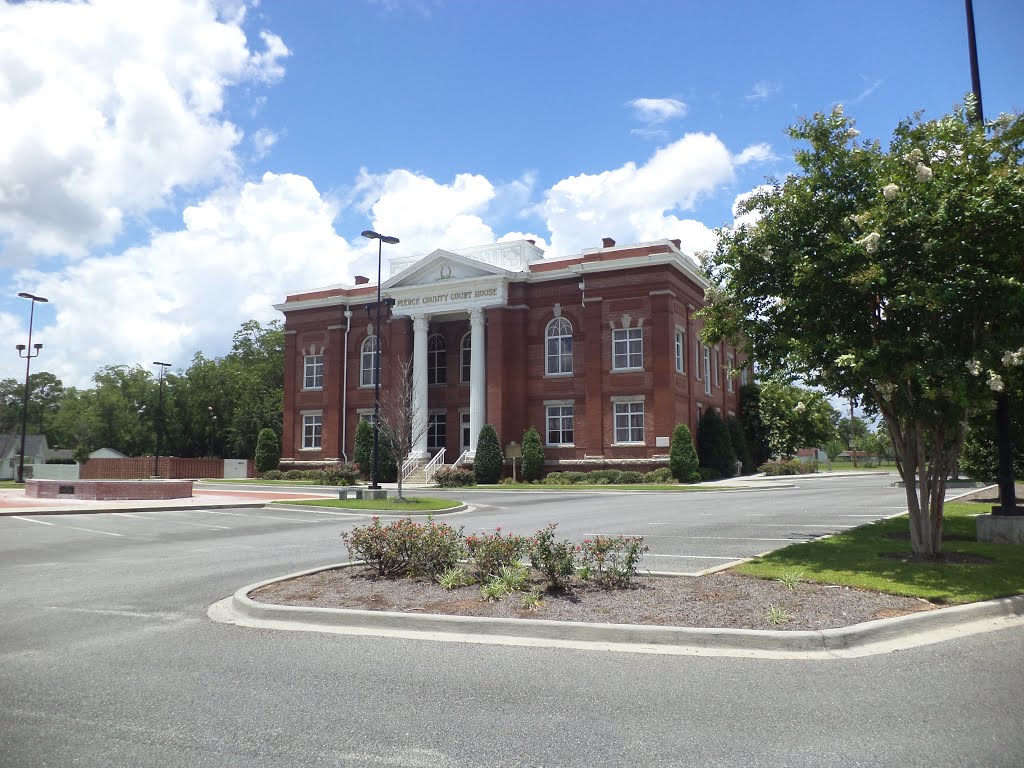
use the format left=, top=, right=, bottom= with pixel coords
left=0, top=0, right=289, bottom=262
left=628, top=97, right=688, bottom=124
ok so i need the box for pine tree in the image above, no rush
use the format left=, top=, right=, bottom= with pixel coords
left=521, top=426, right=544, bottom=482
left=726, top=416, right=749, bottom=475
left=354, top=419, right=373, bottom=479
left=697, top=409, right=736, bottom=478
left=473, top=424, right=503, bottom=484
left=669, top=423, right=701, bottom=483
left=254, top=428, right=280, bottom=473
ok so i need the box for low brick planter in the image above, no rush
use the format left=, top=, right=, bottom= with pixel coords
left=25, top=479, right=194, bottom=501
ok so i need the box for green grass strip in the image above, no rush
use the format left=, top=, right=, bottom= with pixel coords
left=733, top=502, right=1024, bottom=604
left=199, top=478, right=320, bottom=485
left=273, top=497, right=461, bottom=512
left=469, top=483, right=739, bottom=491
left=0, top=480, right=23, bottom=489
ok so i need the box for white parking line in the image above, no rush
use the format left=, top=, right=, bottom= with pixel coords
left=202, top=510, right=324, bottom=524
left=645, top=554, right=740, bottom=560
left=10, top=516, right=55, bottom=525
left=12, top=517, right=126, bottom=537
left=114, top=512, right=229, bottom=530
left=587, top=532, right=794, bottom=542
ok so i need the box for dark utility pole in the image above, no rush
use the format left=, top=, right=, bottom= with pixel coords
left=153, top=362, right=171, bottom=478
left=15, top=292, right=48, bottom=483
left=964, top=0, right=1020, bottom=515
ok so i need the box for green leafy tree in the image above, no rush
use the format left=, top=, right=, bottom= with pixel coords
left=474, top=425, right=503, bottom=484
left=354, top=419, right=374, bottom=479
left=960, top=369, right=1024, bottom=481
left=521, top=426, right=544, bottom=482
left=254, top=428, right=280, bottom=473
left=726, top=416, right=749, bottom=474
left=697, top=409, right=736, bottom=478
left=757, top=381, right=837, bottom=458
left=738, top=384, right=771, bottom=469
left=701, top=101, right=1024, bottom=555
left=669, top=423, right=700, bottom=483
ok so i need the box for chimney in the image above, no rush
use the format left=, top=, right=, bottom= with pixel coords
left=526, top=239, right=536, bottom=245
left=670, top=239, right=681, bottom=249
left=354, top=275, right=369, bottom=285
left=601, top=237, right=616, bottom=248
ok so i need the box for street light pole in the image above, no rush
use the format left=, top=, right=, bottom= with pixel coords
left=15, top=292, right=48, bottom=484
left=964, top=0, right=1019, bottom=515
left=361, top=230, right=400, bottom=490
left=152, top=362, right=171, bottom=478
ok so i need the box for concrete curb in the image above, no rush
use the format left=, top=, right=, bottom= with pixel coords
left=216, top=562, right=1024, bottom=658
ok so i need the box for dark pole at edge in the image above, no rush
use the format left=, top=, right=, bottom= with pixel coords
left=153, top=362, right=170, bottom=478
left=371, top=236, right=383, bottom=490
left=16, top=293, right=46, bottom=483
left=965, top=0, right=1020, bottom=515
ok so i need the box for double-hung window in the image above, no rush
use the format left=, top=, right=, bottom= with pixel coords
left=612, top=328, right=643, bottom=371
left=427, top=334, right=447, bottom=385
left=727, top=354, right=735, bottom=392
left=304, top=354, right=323, bottom=389
left=546, top=404, right=574, bottom=446
left=674, top=329, right=685, bottom=373
left=460, top=334, right=472, bottom=383
left=360, top=336, right=378, bottom=387
left=703, top=346, right=712, bottom=395
left=613, top=401, right=644, bottom=444
left=302, top=414, right=322, bottom=449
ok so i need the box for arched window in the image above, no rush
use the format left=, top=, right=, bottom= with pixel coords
left=360, top=336, right=378, bottom=387
left=545, top=317, right=573, bottom=375
left=460, top=333, right=472, bottom=383
left=427, top=334, right=447, bottom=385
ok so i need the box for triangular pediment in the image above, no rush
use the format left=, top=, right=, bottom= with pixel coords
left=383, top=249, right=514, bottom=290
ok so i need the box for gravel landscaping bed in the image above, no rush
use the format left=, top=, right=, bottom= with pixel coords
left=250, top=566, right=935, bottom=631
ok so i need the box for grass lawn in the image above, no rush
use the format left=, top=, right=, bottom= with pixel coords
left=734, top=502, right=1024, bottom=604
left=824, top=461, right=899, bottom=471
left=273, top=497, right=461, bottom=512
left=199, top=478, right=320, bottom=485
left=0, top=480, right=22, bottom=489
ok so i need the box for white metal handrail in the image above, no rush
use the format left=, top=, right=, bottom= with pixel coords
left=452, top=450, right=469, bottom=468
left=401, top=455, right=420, bottom=483
left=422, top=448, right=446, bottom=484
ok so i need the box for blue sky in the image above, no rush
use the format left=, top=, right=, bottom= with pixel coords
left=2, top=0, right=1022, bottom=389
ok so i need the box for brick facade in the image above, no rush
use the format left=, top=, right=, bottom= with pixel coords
left=79, top=457, right=249, bottom=480
left=276, top=239, right=746, bottom=470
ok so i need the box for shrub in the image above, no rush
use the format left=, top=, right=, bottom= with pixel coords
left=669, top=424, right=701, bottom=483
left=697, top=409, right=736, bottom=478
left=317, top=463, right=360, bottom=486
left=758, top=459, right=816, bottom=476
left=542, top=471, right=565, bottom=484
left=618, top=471, right=644, bottom=484
left=340, top=516, right=466, bottom=578
left=578, top=535, right=649, bottom=589
left=727, top=416, right=750, bottom=475
left=254, top=428, right=280, bottom=473
left=261, top=469, right=284, bottom=480
left=474, top=425, right=503, bottom=484
left=643, top=467, right=673, bottom=484
left=586, top=469, right=622, bottom=484
left=528, top=523, right=577, bottom=590
left=466, top=528, right=528, bottom=582
left=433, top=466, right=475, bottom=487
left=354, top=419, right=374, bottom=479
left=698, top=466, right=721, bottom=482
left=283, top=469, right=305, bottom=480
left=521, top=426, right=545, bottom=482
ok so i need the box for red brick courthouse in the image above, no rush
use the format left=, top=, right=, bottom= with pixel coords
left=275, top=238, right=746, bottom=473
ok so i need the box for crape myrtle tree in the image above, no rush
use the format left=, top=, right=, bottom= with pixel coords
left=376, top=359, right=430, bottom=500
left=757, top=380, right=837, bottom=459
left=700, top=101, right=1024, bottom=556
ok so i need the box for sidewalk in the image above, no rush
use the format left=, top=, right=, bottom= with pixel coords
left=0, top=485, right=331, bottom=516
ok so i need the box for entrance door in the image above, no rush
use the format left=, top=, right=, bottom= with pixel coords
left=427, top=413, right=446, bottom=456
left=460, top=411, right=471, bottom=456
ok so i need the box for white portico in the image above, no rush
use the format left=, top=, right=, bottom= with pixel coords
left=383, top=242, right=543, bottom=457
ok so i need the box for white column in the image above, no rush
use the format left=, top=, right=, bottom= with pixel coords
left=468, top=308, right=486, bottom=455
left=412, top=315, right=429, bottom=458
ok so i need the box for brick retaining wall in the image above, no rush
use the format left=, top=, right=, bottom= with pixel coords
left=26, top=479, right=194, bottom=500
left=80, top=457, right=252, bottom=480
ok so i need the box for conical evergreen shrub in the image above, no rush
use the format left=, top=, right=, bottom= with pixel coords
left=474, top=425, right=503, bottom=484
left=669, top=423, right=701, bottom=483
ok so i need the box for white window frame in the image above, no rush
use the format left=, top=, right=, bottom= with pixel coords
left=545, top=317, right=574, bottom=376
left=460, top=333, right=472, bottom=384
left=703, top=346, right=712, bottom=395
left=613, top=401, right=645, bottom=445
left=741, top=366, right=749, bottom=386
left=427, top=411, right=446, bottom=453
left=545, top=403, right=575, bottom=446
left=714, top=347, right=721, bottom=388
left=301, top=413, right=322, bottom=450
left=612, top=327, right=643, bottom=371
left=674, top=328, right=685, bottom=374
left=360, top=336, right=378, bottom=388
left=727, top=354, right=735, bottom=392
left=303, top=354, right=323, bottom=390
left=427, top=334, right=447, bottom=385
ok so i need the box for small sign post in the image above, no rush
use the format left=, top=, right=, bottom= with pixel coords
left=504, top=441, right=522, bottom=483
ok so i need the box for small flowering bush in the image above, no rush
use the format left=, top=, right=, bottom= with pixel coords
left=466, top=527, right=528, bottom=582
left=617, top=471, right=644, bottom=484
left=578, top=535, right=649, bottom=589
left=528, top=523, right=578, bottom=590
left=313, top=463, right=360, bottom=486
left=433, top=467, right=476, bottom=487
left=261, top=470, right=284, bottom=480
left=758, top=459, right=816, bottom=476
left=644, top=468, right=674, bottom=483
left=341, top=516, right=466, bottom=578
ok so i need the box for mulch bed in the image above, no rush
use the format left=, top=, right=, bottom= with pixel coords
left=250, top=566, right=935, bottom=632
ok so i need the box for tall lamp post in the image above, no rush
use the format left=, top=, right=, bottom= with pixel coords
left=208, top=405, right=218, bottom=458
left=152, top=361, right=171, bottom=478
left=964, top=0, right=1020, bottom=515
left=15, top=292, right=48, bottom=484
left=361, top=229, right=400, bottom=490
